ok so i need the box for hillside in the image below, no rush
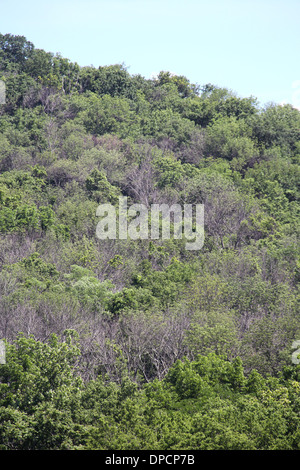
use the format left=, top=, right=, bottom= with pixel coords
left=0, top=33, right=299, bottom=450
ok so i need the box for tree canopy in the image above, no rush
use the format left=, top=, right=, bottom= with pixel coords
left=0, top=33, right=299, bottom=450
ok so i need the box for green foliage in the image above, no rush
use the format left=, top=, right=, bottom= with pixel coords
left=154, top=71, right=200, bottom=98
left=76, top=93, right=141, bottom=140
left=1, top=339, right=300, bottom=450
left=204, top=115, right=257, bottom=169
left=0, top=33, right=34, bottom=68
left=85, top=168, right=120, bottom=203
left=79, top=64, right=136, bottom=98
left=64, top=264, right=114, bottom=312
left=249, top=103, right=300, bottom=155
left=0, top=33, right=299, bottom=450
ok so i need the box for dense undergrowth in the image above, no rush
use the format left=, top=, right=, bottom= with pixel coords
left=0, top=33, right=299, bottom=449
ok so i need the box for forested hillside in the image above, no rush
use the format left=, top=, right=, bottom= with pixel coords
left=0, top=33, right=299, bottom=450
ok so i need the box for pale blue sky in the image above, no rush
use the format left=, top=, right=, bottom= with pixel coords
left=0, top=0, right=300, bottom=108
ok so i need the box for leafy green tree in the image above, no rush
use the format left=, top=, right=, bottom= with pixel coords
left=24, top=49, right=54, bottom=80
left=1, top=73, right=37, bottom=112
left=249, top=103, right=300, bottom=155
left=77, top=93, right=140, bottom=139
left=204, top=115, right=257, bottom=169
left=85, top=168, right=120, bottom=203
left=79, top=64, right=135, bottom=98
left=0, top=33, right=34, bottom=69
left=154, top=71, right=200, bottom=98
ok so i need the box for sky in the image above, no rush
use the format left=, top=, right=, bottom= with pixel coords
left=0, top=0, right=300, bottom=108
